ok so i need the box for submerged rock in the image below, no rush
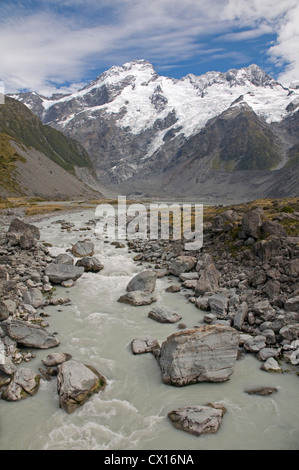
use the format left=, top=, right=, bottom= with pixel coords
left=57, top=360, right=106, bottom=414
left=1, top=319, right=59, bottom=349
left=156, top=325, right=239, bottom=386
left=168, top=405, right=224, bottom=436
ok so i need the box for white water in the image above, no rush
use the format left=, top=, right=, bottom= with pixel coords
left=0, top=209, right=299, bottom=450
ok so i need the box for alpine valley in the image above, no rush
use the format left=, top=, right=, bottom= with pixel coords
left=10, top=59, right=299, bottom=201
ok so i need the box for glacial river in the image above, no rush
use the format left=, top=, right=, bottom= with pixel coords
left=0, top=209, right=299, bottom=450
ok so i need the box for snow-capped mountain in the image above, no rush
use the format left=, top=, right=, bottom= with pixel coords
left=11, top=59, right=299, bottom=200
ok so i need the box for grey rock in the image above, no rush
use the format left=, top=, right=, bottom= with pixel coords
left=242, top=210, right=262, bottom=239
left=168, top=405, right=223, bottom=436
left=157, top=325, right=239, bottom=386
left=261, top=220, right=287, bottom=237
left=148, top=305, right=182, bottom=323
left=57, top=360, right=106, bottom=414
left=285, top=296, right=299, bottom=312
left=42, top=352, right=72, bottom=367
left=195, top=297, right=210, bottom=311
left=195, top=264, right=221, bottom=295
left=196, top=253, right=213, bottom=272
left=131, top=338, right=159, bottom=354
left=253, top=236, right=281, bottom=262
left=1, top=367, right=40, bottom=401
left=257, top=348, right=280, bottom=361
left=23, top=287, right=44, bottom=309
left=169, top=256, right=197, bottom=276
left=7, top=218, right=40, bottom=241
left=71, top=241, right=94, bottom=257
left=1, top=319, right=59, bottom=349
left=244, top=335, right=266, bottom=352
left=0, top=301, right=10, bottom=321
left=233, top=302, right=248, bottom=330
left=208, top=294, right=228, bottom=317
left=244, top=386, right=278, bottom=396
left=53, top=253, right=74, bottom=265
left=165, top=284, right=181, bottom=293
left=118, top=291, right=157, bottom=306
left=75, top=256, right=104, bottom=272
left=45, top=263, right=84, bottom=284
left=126, top=270, right=157, bottom=293
left=279, top=324, right=299, bottom=341
left=61, top=279, right=75, bottom=287
left=261, top=357, right=282, bottom=373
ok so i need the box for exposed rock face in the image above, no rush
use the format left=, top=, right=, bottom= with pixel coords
left=156, top=325, right=239, bottom=386
left=71, top=241, right=94, bottom=257
left=1, top=368, right=40, bottom=401
left=45, top=263, right=84, bottom=284
left=1, top=319, right=60, bottom=349
left=168, top=405, right=224, bottom=436
left=56, top=360, right=106, bottom=414
left=126, top=270, right=157, bottom=293
left=148, top=305, right=182, bottom=323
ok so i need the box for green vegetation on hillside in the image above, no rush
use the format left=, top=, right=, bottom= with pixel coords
left=0, top=132, right=26, bottom=193
left=0, top=97, right=94, bottom=174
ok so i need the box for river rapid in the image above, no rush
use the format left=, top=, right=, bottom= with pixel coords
left=0, top=208, right=298, bottom=450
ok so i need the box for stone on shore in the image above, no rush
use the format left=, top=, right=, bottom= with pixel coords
left=1, top=319, right=60, bottom=349
left=118, top=291, right=157, bottom=306
left=156, top=325, right=239, bottom=386
left=148, top=305, right=182, bottom=323
left=0, top=301, right=10, bottom=321
left=208, top=294, right=228, bottom=317
left=168, top=405, right=224, bottom=436
left=45, top=263, right=84, bottom=284
left=169, top=256, right=197, bottom=276
left=56, top=360, right=106, bottom=414
left=42, top=352, right=72, bottom=367
left=23, top=287, right=44, bottom=309
left=131, top=338, right=159, bottom=354
left=71, top=241, right=94, bottom=257
left=1, top=368, right=40, bottom=401
left=126, top=270, right=157, bottom=293
left=241, top=210, right=262, bottom=239
left=195, top=264, right=221, bottom=295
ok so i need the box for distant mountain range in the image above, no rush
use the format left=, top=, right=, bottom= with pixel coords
left=8, top=60, right=299, bottom=201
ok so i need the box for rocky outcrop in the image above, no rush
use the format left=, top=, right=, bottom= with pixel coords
left=56, top=360, right=106, bottom=414
left=168, top=405, right=224, bottom=436
left=156, top=325, right=239, bottom=386
left=1, top=319, right=59, bottom=349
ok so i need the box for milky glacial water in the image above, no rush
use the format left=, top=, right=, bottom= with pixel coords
left=0, top=209, right=299, bottom=450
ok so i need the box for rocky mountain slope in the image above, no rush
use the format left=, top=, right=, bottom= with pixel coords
left=0, top=97, right=114, bottom=199
left=11, top=60, right=299, bottom=200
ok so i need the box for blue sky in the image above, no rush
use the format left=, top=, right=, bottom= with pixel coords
left=1, top=0, right=299, bottom=96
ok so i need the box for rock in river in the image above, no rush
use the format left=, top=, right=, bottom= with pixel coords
left=57, top=360, right=106, bottom=414
left=45, top=263, right=84, bottom=284
left=118, top=291, right=157, bottom=306
left=71, top=241, right=94, bottom=257
left=1, top=368, right=40, bottom=401
left=1, top=319, right=60, bottom=349
left=148, top=304, right=182, bottom=323
left=126, top=270, right=157, bottom=293
left=156, top=325, right=239, bottom=386
left=168, top=405, right=224, bottom=436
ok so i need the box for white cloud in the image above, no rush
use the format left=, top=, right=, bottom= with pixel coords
left=0, top=0, right=298, bottom=94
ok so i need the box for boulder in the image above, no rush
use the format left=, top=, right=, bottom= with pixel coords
left=53, top=253, right=74, bottom=265
left=1, top=368, right=40, bottom=401
left=244, top=335, right=266, bottom=353
left=42, top=352, right=72, bottom=367
left=71, top=241, right=94, bottom=257
left=45, top=263, right=84, bottom=284
left=0, top=300, right=10, bottom=321
left=7, top=218, right=40, bottom=241
left=244, top=386, right=278, bottom=396
left=75, top=256, right=104, bottom=273
left=148, top=305, right=182, bottom=323
left=279, top=324, right=299, bottom=341
left=233, top=302, right=248, bottom=330
left=285, top=296, right=299, bottom=312
left=156, top=325, right=239, bottom=386
left=261, top=357, right=282, bottom=373
left=118, top=291, right=157, bottom=306
left=253, top=236, right=281, bottom=262
left=168, top=405, right=224, bottom=436
left=208, top=294, right=228, bottom=317
left=242, top=210, right=262, bottom=239
left=196, top=253, right=213, bottom=272
left=195, top=264, right=221, bottom=295
left=165, top=284, right=181, bottom=293
left=261, top=220, right=287, bottom=237
left=23, top=288, right=44, bottom=309
left=169, top=256, right=197, bottom=276
left=1, top=319, right=60, bottom=349
left=126, top=270, right=157, bottom=293
left=57, top=360, right=106, bottom=414
left=131, top=338, right=159, bottom=354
